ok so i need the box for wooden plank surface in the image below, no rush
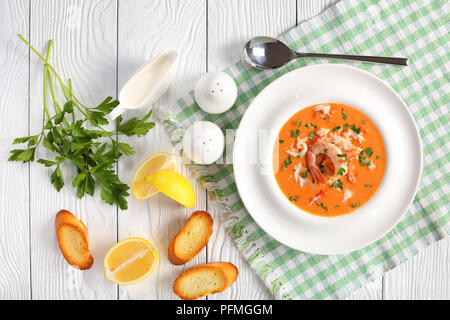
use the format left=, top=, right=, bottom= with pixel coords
left=206, top=0, right=297, bottom=300
left=29, top=0, right=118, bottom=300
left=0, top=0, right=447, bottom=300
left=117, top=0, right=207, bottom=300
left=0, top=0, right=30, bottom=299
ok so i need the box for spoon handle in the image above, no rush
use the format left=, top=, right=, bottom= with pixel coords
left=295, top=52, right=407, bottom=66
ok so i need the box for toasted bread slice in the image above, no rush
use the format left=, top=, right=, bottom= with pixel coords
left=168, top=210, right=213, bottom=265
left=173, top=262, right=238, bottom=300
left=55, top=210, right=93, bottom=270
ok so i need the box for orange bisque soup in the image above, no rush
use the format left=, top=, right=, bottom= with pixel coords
left=273, top=103, right=386, bottom=217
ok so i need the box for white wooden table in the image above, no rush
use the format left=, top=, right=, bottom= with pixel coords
left=0, top=0, right=448, bottom=300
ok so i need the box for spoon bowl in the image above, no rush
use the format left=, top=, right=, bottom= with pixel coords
left=243, top=36, right=407, bottom=69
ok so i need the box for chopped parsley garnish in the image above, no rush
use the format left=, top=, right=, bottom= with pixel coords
left=350, top=202, right=360, bottom=208
left=282, top=155, right=292, bottom=170
left=307, top=131, right=315, bottom=140
left=359, top=147, right=374, bottom=166
left=342, top=108, right=348, bottom=120
left=324, top=148, right=328, bottom=153
left=362, top=120, right=366, bottom=124
left=359, top=154, right=371, bottom=166
left=342, top=123, right=349, bottom=132
left=305, top=123, right=317, bottom=129
left=337, top=167, right=346, bottom=176
left=376, top=156, right=382, bottom=159
left=332, top=126, right=341, bottom=132
left=331, top=179, right=343, bottom=190
left=279, top=139, right=284, bottom=144
left=364, top=184, right=373, bottom=187
left=335, top=205, right=340, bottom=208
left=316, top=202, right=328, bottom=211
left=337, top=153, right=347, bottom=159
left=323, top=116, right=329, bottom=120
left=349, top=124, right=361, bottom=134
left=300, top=169, right=309, bottom=179
left=296, top=121, right=301, bottom=127
left=290, top=129, right=300, bottom=137
left=363, top=147, right=373, bottom=157
left=289, top=195, right=299, bottom=202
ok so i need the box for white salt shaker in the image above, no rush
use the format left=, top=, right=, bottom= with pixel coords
left=182, top=121, right=225, bottom=165
left=194, top=71, right=237, bottom=114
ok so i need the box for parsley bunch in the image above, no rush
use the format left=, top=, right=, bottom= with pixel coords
left=8, top=35, right=155, bottom=210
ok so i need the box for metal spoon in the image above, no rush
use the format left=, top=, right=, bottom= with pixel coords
left=243, top=36, right=407, bottom=69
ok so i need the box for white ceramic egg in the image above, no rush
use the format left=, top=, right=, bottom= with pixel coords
left=183, top=121, right=225, bottom=165
left=194, top=71, right=237, bottom=114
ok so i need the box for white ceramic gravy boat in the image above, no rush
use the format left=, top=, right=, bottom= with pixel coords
left=109, top=48, right=179, bottom=120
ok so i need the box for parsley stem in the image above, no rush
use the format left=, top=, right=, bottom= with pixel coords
left=18, top=34, right=114, bottom=136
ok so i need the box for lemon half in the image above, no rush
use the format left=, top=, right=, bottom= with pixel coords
left=145, top=170, right=195, bottom=208
left=131, top=152, right=178, bottom=200
left=104, top=237, right=158, bottom=286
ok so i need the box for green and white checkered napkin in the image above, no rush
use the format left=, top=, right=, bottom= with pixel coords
left=157, top=0, right=450, bottom=299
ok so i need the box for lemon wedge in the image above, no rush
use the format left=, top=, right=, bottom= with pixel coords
left=145, top=170, right=195, bottom=208
left=131, top=152, right=178, bottom=200
left=104, top=237, right=158, bottom=286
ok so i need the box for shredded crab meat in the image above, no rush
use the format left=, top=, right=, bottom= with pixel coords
left=342, top=189, right=353, bottom=203
left=327, top=133, right=354, bottom=150
left=293, top=163, right=307, bottom=187
left=316, top=128, right=330, bottom=137
left=313, top=104, right=331, bottom=118
left=346, top=129, right=365, bottom=143
left=286, top=137, right=308, bottom=158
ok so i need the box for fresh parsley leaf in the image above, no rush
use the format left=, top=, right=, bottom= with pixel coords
left=63, top=101, right=73, bottom=113
left=13, top=135, right=40, bottom=146
left=8, top=148, right=35, bottom=163
left=37, top=159, right=57, bottom=167
left=308, top=131, right=315, bottom=140
left=116, top=109, right=154, bottom=137
left=337, top=167, right=346, bottom=176
left=86, top=110, right=109, bottom=126
left=282, top=155, right=292, bottom=170
left=332, top=126, right=341, bottom=132
left=50, top=165, right=64, bottom=191
left=317, top=202, right=328, bottom=211
left=363, top=147, right=373, bottom=157
left=279, top=139, right=284, bottom=144
left=349, top=124, right=361, bottom=134
left=290, top=129, right=300, bottom=137
left=113, top=140, right=135, bottom=156
left=54, top=111, right=65, bottom=125
left=300, top=169, right=309, bottom=179
left=94, top=96, right=120, bottom=113
left=342, top=123, right=349, bottom=132
left=342, top=108, right=347, bottom=120
left=330, top=179, right=343, bottom=190
left=350, top=202, right=360, bottom=208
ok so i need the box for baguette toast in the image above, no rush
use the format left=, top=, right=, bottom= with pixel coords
left=55, top=210, right=93, bottom=270
left=173, top=262, right=238, bottom=300
left=168, top=210, right=213, bottom=265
